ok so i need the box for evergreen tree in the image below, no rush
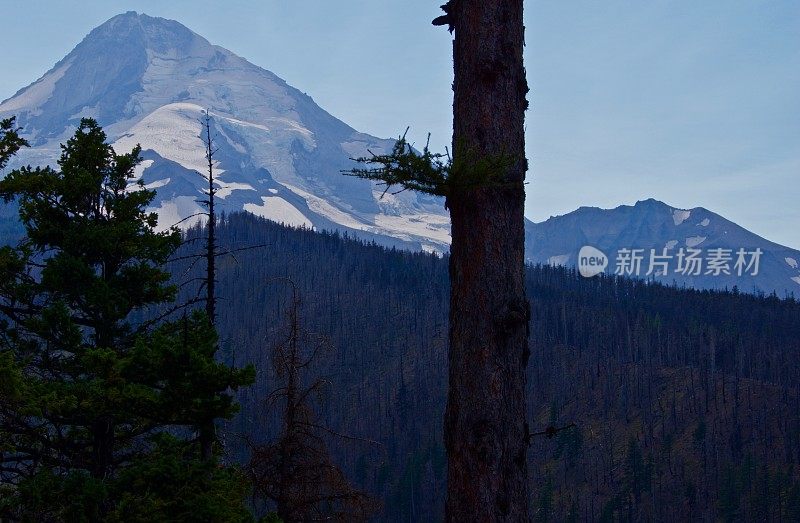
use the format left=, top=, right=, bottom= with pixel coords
left=0, top=118, right=27, bottom=171
left=0, top=118, right=253, bottom=520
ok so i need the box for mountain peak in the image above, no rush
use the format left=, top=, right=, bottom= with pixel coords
left=105, top=10, right=144, bottom=23
left=83, top=12, right=208, bottom=56
left=527, top=198, right=800, bottom=297
left=634, top=197, right=668, bottom=208
left=630, top=198, right=689, bottom=212
left=0, top=12, right=225, bottom=144
left=0, top=14, right=451, bottom=253
left=573, top=199, right=679, bottom=216
left=94, top=11, right=183, bottom=31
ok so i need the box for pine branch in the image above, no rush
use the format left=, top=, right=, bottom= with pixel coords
left=344, top=129, right=450, bottom=197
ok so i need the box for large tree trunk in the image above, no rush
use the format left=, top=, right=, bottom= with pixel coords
left=444, top=1, right=530, bottom=521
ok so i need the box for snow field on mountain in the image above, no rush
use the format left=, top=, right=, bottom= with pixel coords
left=243, top=196, right=312, bottom=229
left=672, top=209, right=691, bottom=225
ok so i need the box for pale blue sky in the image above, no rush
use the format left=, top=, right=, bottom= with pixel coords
left=1, top=1, right=798, bottom=248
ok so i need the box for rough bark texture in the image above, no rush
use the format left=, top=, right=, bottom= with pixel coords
left=444, top=1, right=531, bottom=521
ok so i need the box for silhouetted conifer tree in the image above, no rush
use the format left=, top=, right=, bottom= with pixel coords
left=0, top=119, right=254, bottom=520
left=249, top=281, right=377, bottom=522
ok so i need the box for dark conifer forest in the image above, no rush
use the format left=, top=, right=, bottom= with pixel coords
left=175, top=212, right=800, bottom=522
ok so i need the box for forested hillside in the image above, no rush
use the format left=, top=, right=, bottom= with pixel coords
left=173, top=212, right=800, bottom=522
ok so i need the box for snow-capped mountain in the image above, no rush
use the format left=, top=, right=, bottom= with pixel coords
left=2, top=13, right=798, bottom=298
left=0, top=11, right=450, bottom=252
left=525, top=199, right=800, bottom=298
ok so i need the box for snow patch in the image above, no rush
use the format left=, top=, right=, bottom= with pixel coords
left=287, top=183, right=451, bottom=247
left=216, top=112, right=313, bottom=139
left=149, top=196, right=206, bottom=232
left=373, top=213, right=452, bottom=245
left=370, top=185, right=444, bottom=217
left=244, top=196, right=312, bottom=228
left=143, top=178, right=170, bottom=190
left=130, top=159, right=154, bottom=181
left=547, top=254, right=570, bottom=266
left=698, top=218, right=710, bottom=227
left=786, top=257, right=799, bottom=269
left=685, top=236, right=706, bottom=248
left=0, top=59, right=73, bottom=114
left=215, top=182, right=255, bottom=199
left=216, top=114, right=270, bottom=133
left=113, top=103, right=223, bottom=175
left=341, top=140, right=382, bottom=158
left=665, top=240, right=678, bottom=250
left=228, top=140, right=247, bottom=154
left=792, top=276, right=800, bottom=286
left=672, top=209, right=691, bottom=226
left=69, top=104, right=101, bottom=120
left=268, top=188, right=278, bottom=194
left=286, top=184, right=368, bottom=230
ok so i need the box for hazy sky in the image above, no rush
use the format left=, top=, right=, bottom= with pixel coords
left=1, top=1, right=798, bottom=248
